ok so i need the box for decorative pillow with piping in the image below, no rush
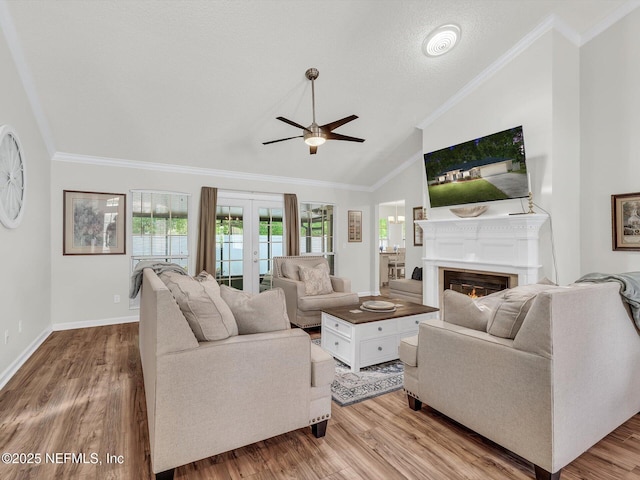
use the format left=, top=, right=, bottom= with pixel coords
left=443, top=289, right=502, bottom=331
left=220, top=285, right=291, bottom=334
left=486, top=283, right=558, bottom=339
left=159, top=271, right=238, bottom=341
left=411, top=267, right=423, bottom=281
left=298, top=262, right=334, bottom=296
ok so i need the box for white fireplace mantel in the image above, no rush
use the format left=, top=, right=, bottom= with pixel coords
left=415, top=213, right=549, bottom=308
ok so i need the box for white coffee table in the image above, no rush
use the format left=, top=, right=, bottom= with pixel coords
left=321, top=297, right=438, bottom=372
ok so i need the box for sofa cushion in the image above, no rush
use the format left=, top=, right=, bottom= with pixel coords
left=389, top=278, right=422, bottom=295
left=220, top=285, right=291, bottom=334
left=486, top=283, right=557, bottom=339
left=443, top=289, right=499, bottom=331
left=298, top=291, right=359, bottom=311
left=159, top=271, right=238, bottom=341
left=298, top=263, right=333, bottom=296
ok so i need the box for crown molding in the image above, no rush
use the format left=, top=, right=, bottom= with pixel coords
left=417, top=15, right=563, bottom=130
left=52, top=152, right=372, bottom=192
left=370, top=150, right=422, bottom=192
left=0, top=0, right=56, bottom=157
left=580, top=0, right=640, bottom=46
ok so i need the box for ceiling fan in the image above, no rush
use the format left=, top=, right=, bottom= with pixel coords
left=263, top=68, right=365, bottom=155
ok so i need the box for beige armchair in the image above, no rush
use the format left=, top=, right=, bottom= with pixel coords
left=272, top=256, right=359, bottom=328
left=139, top=268, right=334, bottom=479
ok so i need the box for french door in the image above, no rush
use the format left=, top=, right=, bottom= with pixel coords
left=215, top=196, right=284, bottom=293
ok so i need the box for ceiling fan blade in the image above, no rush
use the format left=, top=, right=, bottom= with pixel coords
left=262, top=135, right=303, bottom=145
left=310, top=145, right=318, bottom=155
left=326, top=132, right=365, bottom=143
left=277, top=117, right=312, bottom=133
left=320, top=115, right=358, bottom=132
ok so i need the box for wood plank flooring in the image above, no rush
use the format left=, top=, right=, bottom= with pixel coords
left=1, top=323, right=640, bottom=479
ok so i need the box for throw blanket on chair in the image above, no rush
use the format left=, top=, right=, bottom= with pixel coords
left=129, top=261, right=189, bottom=298
left=576, top=272, right=640, bottom=329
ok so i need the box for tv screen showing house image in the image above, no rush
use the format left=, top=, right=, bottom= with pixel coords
left=424, top=126, right=528, bottom=208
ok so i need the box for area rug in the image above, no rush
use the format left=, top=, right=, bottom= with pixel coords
left=312, top=339, right=404, bottom=406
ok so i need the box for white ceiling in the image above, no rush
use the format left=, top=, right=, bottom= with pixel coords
left=4, top=0, right=628, bottom=187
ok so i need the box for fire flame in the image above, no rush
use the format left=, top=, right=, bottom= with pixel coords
left=468, top=288, right=478, bottom=299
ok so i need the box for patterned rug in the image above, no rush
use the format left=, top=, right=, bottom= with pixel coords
left=312, top=339, right=404, bottom=406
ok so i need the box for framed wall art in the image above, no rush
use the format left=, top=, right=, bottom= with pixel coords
left=348, top=210, right=362, bottom=242
left=611, top=192, right=640, bottom=251
left=413, top=206, right=424, bottom=246
left=63, top=190, right=126, bottom=255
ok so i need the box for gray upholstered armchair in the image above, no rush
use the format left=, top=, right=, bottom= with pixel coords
left=272, top=256, right=359, bottom=328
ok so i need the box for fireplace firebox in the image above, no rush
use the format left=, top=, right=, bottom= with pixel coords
left=440, top=267, right=517, bottom=301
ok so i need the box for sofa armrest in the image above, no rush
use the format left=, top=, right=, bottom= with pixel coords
left=310, top=343, right=334, bottom=387
left=152, top=328, right=312, bottom=472
left=330, top=276, right=351, bottom=293
left=273, top=277, right=305, bottom=322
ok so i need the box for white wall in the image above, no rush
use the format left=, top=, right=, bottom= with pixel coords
left=50, top=160, right=373, bottom=326
left=0, top=27, right=51, bottom=382
left=580, top=7, right=640, bottom=274
left=418, top=30, right=583, bottom=284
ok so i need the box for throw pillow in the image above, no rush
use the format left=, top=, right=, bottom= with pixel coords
left=159, top=271, right=238, bottom=342
left=298, top=263, right=333, bottom=296
left=486, top=283, right=557, bottom=339
left=411, top=267, right=423, bottom=281
left=443, top=289, right=495, bottom=331
left=220, top=285, right=291, bottom=334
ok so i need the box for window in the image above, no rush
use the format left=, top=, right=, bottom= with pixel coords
left=379, top=217, right=388, bottom=250
left=130, top=191, right=190, bottom=305
left=300, top=203, right=334, bottom=273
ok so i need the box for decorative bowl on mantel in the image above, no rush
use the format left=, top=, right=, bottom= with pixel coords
left=449, top=205, right=489, bottom=218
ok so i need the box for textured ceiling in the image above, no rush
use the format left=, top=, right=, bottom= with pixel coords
left=4, top=0, right=627, bottom=187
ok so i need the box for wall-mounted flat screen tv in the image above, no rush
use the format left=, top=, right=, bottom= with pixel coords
left=424, top=126, right=528, bottom=208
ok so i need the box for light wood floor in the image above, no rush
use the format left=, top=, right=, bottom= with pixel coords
left=1, top=323, right=640, bottom=480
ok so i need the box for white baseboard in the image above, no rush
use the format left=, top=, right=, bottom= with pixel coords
left=0, top=326, right=52, bottom=390
left=358, top=291, right=375, bottom=297
left=52, top=315, right=138, bottom=331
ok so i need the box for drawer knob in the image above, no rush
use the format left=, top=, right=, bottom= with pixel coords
left=378, top=326, right=382, bottom=332
left=335, top=323, right=339, bottom=328
left=334, top=341, right=339, bottom=346
left=378, top=346, right=383, bottom=351
left=415, top=320, right=419, bottom=324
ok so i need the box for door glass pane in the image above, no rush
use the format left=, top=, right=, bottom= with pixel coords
left=258, top=207, right=283, bottom=291
left=216, top=206, right=244, bottom=290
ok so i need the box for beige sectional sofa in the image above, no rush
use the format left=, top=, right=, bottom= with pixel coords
left=400, top=282, right=640, bottom=480
left=388, top=278, right=422, bottom=304
left=139, top=268, right=334, bottom=479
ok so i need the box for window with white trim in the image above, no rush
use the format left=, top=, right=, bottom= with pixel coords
left=300, top=202, right=335, bottom=274
left=130, top=191, right=190, bottom=306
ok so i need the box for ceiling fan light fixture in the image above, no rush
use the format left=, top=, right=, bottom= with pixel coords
left=304, top=135, right=326, bottom=147
left=422, top=24, right=461, bottom=57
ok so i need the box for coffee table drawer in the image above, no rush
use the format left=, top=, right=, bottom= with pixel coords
left=359, top=318, right=397, bottom=339
left=322, top=314, right=353, bottom=339
left=322, top=329, right=351, bottom=363
left=360, top=335, right=398, bottom=365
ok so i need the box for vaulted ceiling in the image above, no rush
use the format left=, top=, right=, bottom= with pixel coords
left=3, top=0, right=627, bottom=187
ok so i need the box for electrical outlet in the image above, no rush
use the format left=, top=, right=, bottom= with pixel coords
left=4, top=330, right=8, bottom=345
left=113, top=294, right=121, bottom=304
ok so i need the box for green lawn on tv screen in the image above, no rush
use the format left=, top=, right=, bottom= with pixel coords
left=428, top=179, right=509, bottom=208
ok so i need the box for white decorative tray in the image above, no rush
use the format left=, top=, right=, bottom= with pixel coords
left=360, top=300, right=397, bottom=313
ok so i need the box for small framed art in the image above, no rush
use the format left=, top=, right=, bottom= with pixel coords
left=612, top=192, right=640, bottom=251
left=348, top=210, right=362, bottom=242
left=63, top=190, right=126, bottom=255
left=413, top=206, right=424, bottom=246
